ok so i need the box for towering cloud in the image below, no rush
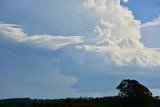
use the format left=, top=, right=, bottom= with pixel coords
left=77, top=0, right=160, bottom=67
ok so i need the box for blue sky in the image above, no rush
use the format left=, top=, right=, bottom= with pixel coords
left=0, top=0, right=160, bottom=99
left=125, top=0, right=160, bottom=22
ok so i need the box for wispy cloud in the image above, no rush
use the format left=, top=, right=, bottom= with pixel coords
left=141, top=16, right=160, bottom=28
left=0, top=23, right=83, bottom=50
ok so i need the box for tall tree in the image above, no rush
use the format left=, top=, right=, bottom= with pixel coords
left=117, top=79, right=152, bottom=97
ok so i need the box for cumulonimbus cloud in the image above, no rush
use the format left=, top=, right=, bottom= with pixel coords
left=0, top=23, right=83, bottom=50
left=0, top=0, right=160, bottom=68
left=78, top=0, right=160, bottom=67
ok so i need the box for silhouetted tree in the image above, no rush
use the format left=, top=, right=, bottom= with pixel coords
left=1, top=79, right=160, bottom=107
left=116, top=79, right=152, bottom=98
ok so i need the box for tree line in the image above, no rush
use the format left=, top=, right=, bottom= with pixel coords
left=0, top=79, right=160, bottom=107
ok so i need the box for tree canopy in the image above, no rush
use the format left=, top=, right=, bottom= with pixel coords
left=116, top=79, right=152, bottom=97
left=1, top=79, right=160, bottom=107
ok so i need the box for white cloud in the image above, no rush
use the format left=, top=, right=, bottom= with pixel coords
left=0, top=23, right=83, bottom=50
left=141, top=16, right=160, bottom=28
left=83, top=0, right=95, bottom=9
left=24, top=35, right=83, bottom=50
left=0, top=23, right=27, bottom=41
left=77, top=45, right=160, bottom=67
left=121, top=0, right=128, bottom=3
left=77, top=0, right=160, bottom=67
left=1, top=0, right=160, bottom=69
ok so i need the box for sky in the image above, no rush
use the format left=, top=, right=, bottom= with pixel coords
left=0, top=0, right=160, bottom=99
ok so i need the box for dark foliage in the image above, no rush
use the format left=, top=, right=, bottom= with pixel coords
left=117, top=79, right=152, bottom=97
left=0, top=79, right=159, bottom=107
left=0, top=97, right=160, bottom=107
